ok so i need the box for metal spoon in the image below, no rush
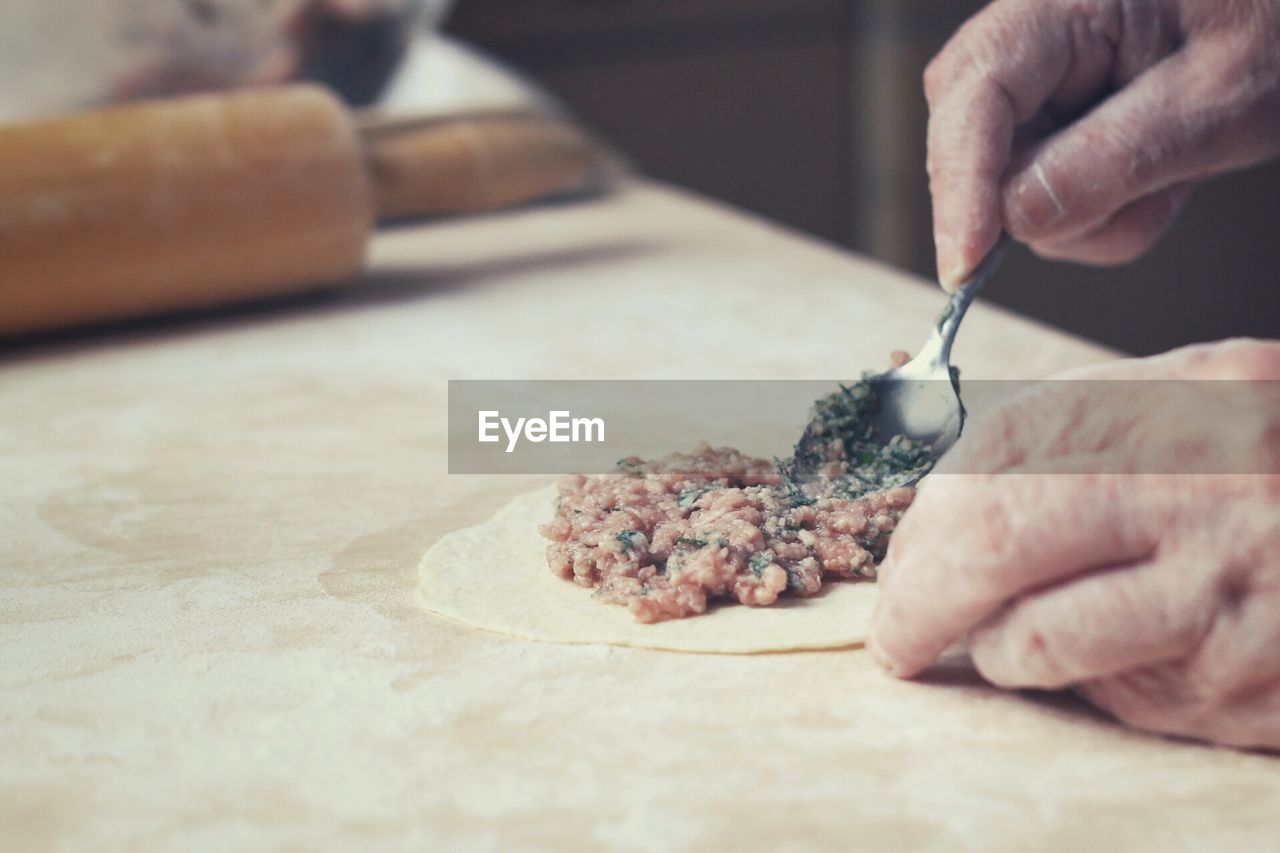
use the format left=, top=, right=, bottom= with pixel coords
left=792, top=235, right=1011, bottom=485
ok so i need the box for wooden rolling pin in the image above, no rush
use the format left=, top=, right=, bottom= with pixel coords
left=0, top=84, right=613, bottom=337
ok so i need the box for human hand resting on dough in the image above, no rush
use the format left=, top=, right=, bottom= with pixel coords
left=924, top=0, right=1280, bottom=288
left=873, top=0, right=1280, bottom=750
left=868, top=339, right=1280, bottom=750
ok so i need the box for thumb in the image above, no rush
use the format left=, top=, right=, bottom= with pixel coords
left=1000, top=44, right=1280, bottom=244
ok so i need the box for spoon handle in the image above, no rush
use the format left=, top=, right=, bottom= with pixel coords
left=920, top=234, right=1012, bottom=368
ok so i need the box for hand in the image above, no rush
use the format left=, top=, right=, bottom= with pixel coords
left=926, top=0, right=1280, bottom=289
left=867, top=338, right=1280, bottom=750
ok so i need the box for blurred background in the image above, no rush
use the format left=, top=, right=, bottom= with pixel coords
left=445, top=0, right=1280, bottom=356
left=3, top=0, right=1278, bottom=354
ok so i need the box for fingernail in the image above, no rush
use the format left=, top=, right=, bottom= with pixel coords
left=1006, top=161, right=1067, bottom=235
left=938, top=258, right=970, bottom=293
left=934, top=233, right=966, bottom=292
left=865, top=629, right=900, bottom=676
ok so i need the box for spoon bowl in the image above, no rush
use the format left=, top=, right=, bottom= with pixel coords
left=792, top=236, right=1011, bottom=485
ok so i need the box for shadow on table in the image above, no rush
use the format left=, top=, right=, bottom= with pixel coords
left=914, top=648, right=1121, bottom=729
left=0, top=240, right=659, bottom=364
left=915, top=657, right=1274, bottom=753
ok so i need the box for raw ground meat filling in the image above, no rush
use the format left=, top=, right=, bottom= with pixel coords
left=540, top=446, right=916, bottom=623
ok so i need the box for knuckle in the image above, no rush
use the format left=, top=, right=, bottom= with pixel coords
left=1200, top=28, right=1280, bottom=92
left=1079, top=675, right=1174, bottom=735
left=1160, top=339, right=1225, bottom=375
left=1144, top=338, right=1280, bottom=379
left=971, top=613, right=1072, bottom=689
left=1211, top=338, right=1280, bottom=380
left=1091, top=122, right=1158, bottom=196
left=1090, top=667, right=1201, bottom=727
left=922, top=57, right=947, bottom=104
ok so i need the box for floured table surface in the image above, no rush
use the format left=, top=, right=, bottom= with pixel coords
left=2, top=182, right=1276, bottom=851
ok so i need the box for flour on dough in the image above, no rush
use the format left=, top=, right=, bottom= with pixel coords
left=417, top=485, right=880, bottom=654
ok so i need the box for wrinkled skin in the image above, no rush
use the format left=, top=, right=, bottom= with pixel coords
left=926, top=0, right=1280, bottom=288
left=868, top=339, right=1280, bottom=750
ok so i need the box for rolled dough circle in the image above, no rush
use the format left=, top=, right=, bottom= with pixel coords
left=417, top=486, right=881, bottom=654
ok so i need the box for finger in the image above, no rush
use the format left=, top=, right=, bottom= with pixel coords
left=925, top=0, right=1121, bottom=289
left=932, top=335, right=1266, bottom=477
left=1028, top=182, right=1191, bottom=265
left=927, top=86, right=1011, bottom=291
left=1079, top=668, right=1280, bottom=751
left=967, top=555, right=1215, bottom=690
left=867, top=472, right=1160, bottom=678
left=1001, top=43, right=1280, bottom=244
left=1080, top=546, right=1280, bottom=749
left=1049, top=339, right=1280, bottom=381
left=933, top=378, right=1138, bottom=478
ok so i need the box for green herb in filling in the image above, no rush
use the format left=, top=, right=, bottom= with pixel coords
left=616, top=530, right=645, bottom=552
left=749, top=553, right=773, bottom=578
left=774, top=457, right=817, bottom=507
left=677, top=487, right=709, bottom=509
left=787, top=377, right=934, bottom=497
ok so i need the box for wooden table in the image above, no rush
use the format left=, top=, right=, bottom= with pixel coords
left=3, top=182, right=1276, bottom=851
